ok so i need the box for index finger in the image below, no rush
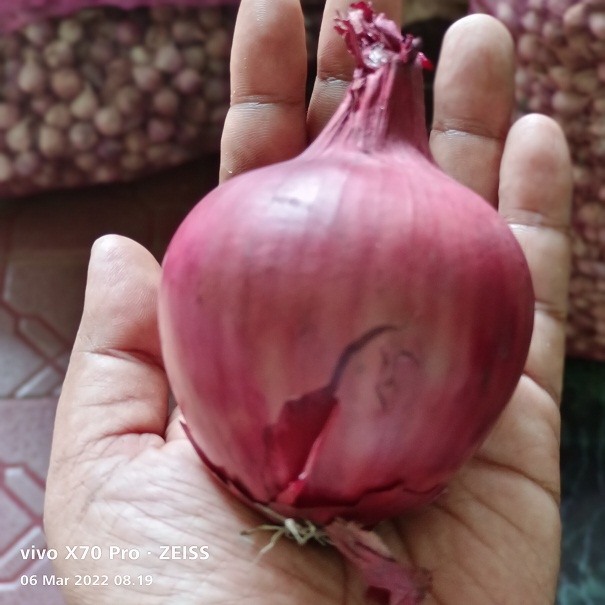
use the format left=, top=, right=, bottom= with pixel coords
left=219, top=0, right=308, bottom=182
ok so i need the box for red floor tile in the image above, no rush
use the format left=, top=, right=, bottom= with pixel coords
left=0, top=398, right=64, bottom=605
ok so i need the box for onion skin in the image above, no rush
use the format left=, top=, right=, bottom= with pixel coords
left=159, top=4, right=534, bottom=528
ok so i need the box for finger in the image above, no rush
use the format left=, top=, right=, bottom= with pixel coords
left=219, top=0, right=308, bottom=182
left=52, top=235, right=169, bottom=460
left=307, top=0, right=403, bottom=140
left=430, top=15, right=515, bottom=205
left=499, top=114, right=573, bottom=402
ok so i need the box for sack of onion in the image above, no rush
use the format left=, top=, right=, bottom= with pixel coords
left=0, top=0, right=323, bottom=199
left=471, top=0, right=605, bottom=361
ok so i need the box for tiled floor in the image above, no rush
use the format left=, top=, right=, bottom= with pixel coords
left=0, top=399, right=63, bottom=605
left=0, top=157, right=219, bottom=603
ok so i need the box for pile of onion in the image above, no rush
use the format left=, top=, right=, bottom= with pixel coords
left=158, top=3, right=535, bottom=603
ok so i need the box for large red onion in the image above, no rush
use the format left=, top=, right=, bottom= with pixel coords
left=159, top=2, right=534, bottom=602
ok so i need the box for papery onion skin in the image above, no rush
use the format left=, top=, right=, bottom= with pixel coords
left=158, top=2, right=534, bottom=528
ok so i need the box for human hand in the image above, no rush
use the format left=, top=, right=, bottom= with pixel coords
left=44, top=1, right=573, bottom=604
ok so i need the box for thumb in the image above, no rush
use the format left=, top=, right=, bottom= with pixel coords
left=51, top=235, right=169, bottom=460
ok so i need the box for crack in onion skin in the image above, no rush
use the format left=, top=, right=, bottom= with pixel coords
left=324, top=519, right=433, bottom=605
left=158, top=1, right=534, bottom=529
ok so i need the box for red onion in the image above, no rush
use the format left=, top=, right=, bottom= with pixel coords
left=159, top=3, right=534, bottom=603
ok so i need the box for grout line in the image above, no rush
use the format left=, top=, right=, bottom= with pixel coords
left=0, top=300, right=72, bottom=398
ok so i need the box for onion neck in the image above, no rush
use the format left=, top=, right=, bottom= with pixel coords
left=306, top=1, right=432, bottom=160
left=308, top=57, right=432, bottom=159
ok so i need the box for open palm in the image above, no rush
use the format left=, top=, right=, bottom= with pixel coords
left=44, top=1, right=572, bottom=604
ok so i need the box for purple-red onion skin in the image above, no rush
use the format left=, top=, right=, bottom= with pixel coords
left=159, top=152, right=533, bottom=526
left=158, top=13, right=534, bottom=526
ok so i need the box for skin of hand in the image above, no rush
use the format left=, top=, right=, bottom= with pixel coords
left=44, top=1, right=573, bottom=604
